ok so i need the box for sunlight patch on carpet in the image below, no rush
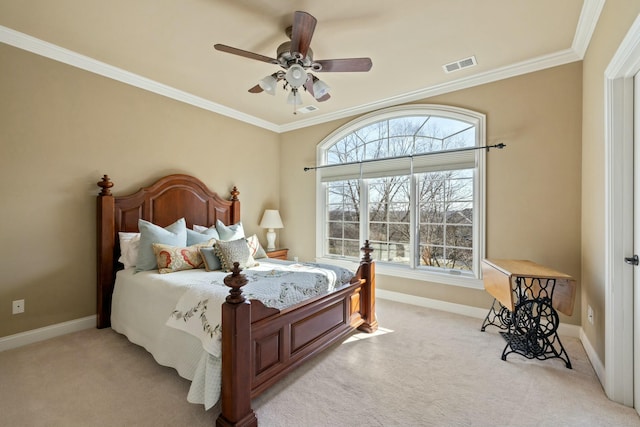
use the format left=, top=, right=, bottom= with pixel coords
left=341, top=327, right=393, bottom=344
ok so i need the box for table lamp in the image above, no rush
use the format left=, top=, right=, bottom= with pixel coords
left=259, top=209, right=284, bottom=251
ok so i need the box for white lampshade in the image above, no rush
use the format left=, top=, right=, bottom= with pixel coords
left=260, top=210, right=283, bottom=229
left=260, top=210, right=284, bottom=251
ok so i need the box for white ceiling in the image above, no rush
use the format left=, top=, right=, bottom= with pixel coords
left=0, top=0, right=602, bottom=133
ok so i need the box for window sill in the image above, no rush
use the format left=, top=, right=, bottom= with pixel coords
left=315, top=256, right=484, bottom=290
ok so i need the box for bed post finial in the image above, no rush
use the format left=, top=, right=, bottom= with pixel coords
left=224, top=262, right=247, bottom=304
left=361, top=240, right=373, bottom=264
left=230, top=186, right=240, bottom=201
left=97, top=175, right=114, bottom=196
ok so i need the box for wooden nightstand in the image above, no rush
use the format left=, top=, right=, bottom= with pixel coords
left=266, top=248, right=288, bottom=260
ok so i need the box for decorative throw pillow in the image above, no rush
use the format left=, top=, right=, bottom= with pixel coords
left=136, top=218, right=187, bottom=272
left=213, top=238, right=258, bottom=272
left=187, top=226, right=220, bottom=245
left=152, top=240, right=213, bottom=273
left=118, top=232, right=140, bottom=269
left=246, top=234, right=267, bottom=259
left=216, top=220, right=245, bottom=241
left=199, top=246, right=222, bottom=271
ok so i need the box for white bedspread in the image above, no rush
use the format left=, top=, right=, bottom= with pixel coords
left=166, top=262, right=352, bottom=358
left=111, top=260, right=353, bottom=410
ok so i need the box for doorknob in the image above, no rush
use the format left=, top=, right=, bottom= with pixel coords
left=625, top=255, right=639, bottom=266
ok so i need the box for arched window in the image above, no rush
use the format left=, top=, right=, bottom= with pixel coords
left=315, top=105, right=486, bottom=286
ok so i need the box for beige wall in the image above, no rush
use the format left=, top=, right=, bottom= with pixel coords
left=281, top=62, right=583, bottom=324
left=0, top=43, right=280, bottom=337
left=581, top=1, right=640, bottom=363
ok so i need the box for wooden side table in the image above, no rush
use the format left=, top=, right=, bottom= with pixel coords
left=480, top=259, right=576, bottom=368
left=266, top=248, right=288, bottom=260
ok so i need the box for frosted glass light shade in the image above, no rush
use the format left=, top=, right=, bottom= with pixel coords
left=258, top=75, right=278, bottom=95
left=287, top=89, right=302, bottom=105
left=312, top=78, right=330, bottom=99
left=285, top=64, right=308, bottom=88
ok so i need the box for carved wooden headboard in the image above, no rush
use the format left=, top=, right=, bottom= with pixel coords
left=96, top=174, right=240, bottom=328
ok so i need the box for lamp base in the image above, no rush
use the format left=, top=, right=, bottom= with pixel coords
left=266, top=229, right=276, bottom=251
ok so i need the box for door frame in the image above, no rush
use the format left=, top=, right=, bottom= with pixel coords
left=605, top=15, right=640, bottom=406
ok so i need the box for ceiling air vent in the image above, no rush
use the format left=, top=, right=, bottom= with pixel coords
left=297, top=105, right=320, bottom=114
left=443, top=56, right=477, bottom=73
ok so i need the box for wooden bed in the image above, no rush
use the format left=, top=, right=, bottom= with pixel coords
left=96, top=173, right=378, bottom=427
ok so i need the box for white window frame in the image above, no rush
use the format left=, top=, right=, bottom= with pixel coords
left=315, top=105, right=486, bottom=289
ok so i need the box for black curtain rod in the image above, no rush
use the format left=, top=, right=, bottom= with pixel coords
left=303, top=143, right=506, bottom=172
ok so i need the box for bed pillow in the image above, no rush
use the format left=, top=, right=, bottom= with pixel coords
left=199, top=246, right=222, bottom=271
left=136, top=218, right=187, bottom=272
left=152, top=240, right=213, bottom=273
left=187, top=226, right=220, bottom=245
left=118, top=232, right=140, bottom=269
left=214, top=238, right=258, bottom=272
left=246, top=234, right=268, bottom=259
left=216, top=220, right=245, bottom=241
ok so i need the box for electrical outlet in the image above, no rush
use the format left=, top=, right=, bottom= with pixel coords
left=12, top=299, right=25, bottom=314
left=587, top=305, right=594, bottom=325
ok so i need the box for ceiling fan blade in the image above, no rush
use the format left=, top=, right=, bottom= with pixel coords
left=290, top=11, right=317, bottom=59
left=214, top=44, right=277, bottom=64
left=248, top=84, right=263, bottom=93
left=315, top=58, right=373, bottom=72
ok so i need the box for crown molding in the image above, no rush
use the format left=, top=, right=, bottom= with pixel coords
left=572, top=0, right=606, bottom=58
left=0, top=25, right=279, bottom=133
left=1, top=0, right=602, bottom=134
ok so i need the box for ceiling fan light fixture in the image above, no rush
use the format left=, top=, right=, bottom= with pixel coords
left=285, top=64, right=308, bottom=88
left=287, top=88, right=303, bottom=105
left=258, top=74, right=278, bottom=95
left=312, top=78, right=330, bottom=99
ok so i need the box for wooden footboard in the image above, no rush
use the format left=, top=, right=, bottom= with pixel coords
left=217, top=244, right=377, bottom=427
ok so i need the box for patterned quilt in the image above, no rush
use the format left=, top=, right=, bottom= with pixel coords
left=165, top=262, right=354, bottom=358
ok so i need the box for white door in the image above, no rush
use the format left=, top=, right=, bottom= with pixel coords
left=634, top=71, right=640, bottom=416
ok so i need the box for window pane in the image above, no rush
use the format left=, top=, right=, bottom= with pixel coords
left=370, top=223, right=388, bottom=240
left=447, top=224, right=473, bottom=248
left=420, top=224, right=444, bottom=245
left=326, top=180, right=360, bottom=257
left=420, top=245, right=443, bottom=267
left=445, top=248, right=473, bottom=270
left=367, top=176, right=410, bottom=264
left=417, top=168, right=474, bottom=273
left=344, top=240, right=361, bottom=258
left=389, top=223, right=410, bottom=244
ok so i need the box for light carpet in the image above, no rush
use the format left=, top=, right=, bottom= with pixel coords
left=0, top=298, right=638, bottom=427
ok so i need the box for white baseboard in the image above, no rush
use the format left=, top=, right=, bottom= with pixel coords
left=376, top=289, right=582, bottom=338
left=580, top=327, right=605, bottom=385
left=0, top=315, right=96, bottom=353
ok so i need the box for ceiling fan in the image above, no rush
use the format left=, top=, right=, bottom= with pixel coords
left=214, top=11, right=372, bottom=109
